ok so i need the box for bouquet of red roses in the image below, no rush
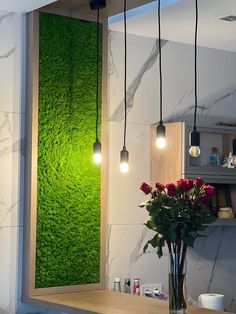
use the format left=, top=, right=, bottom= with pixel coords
left=140, top=177, right=216, bottom=257
left=140, top=177, right=216, bottom=314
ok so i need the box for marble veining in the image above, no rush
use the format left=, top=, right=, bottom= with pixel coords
left=207, top=227, right=225, bottom=293
left=0, top=12, right=14, bottom=24
left=167, top=85, right=236, bottom=125
left=214, top=88, right=236, bottom=104
left=230, top=299, right=236, bottom=312
left=0, top=198, right=23, bottom=226
left=0, top=138, right=24, bottom=157
left=0, top=113, right=24, bottom=157
left=108, top=31, right=119, bottom=78
left=0, top=47, right=16, bottom=60
left=106, top=225, right=113, bottom=288
left=0, top=13, right=16, bottom=60
left=129, top=226, right=147, bottom=266
left=0, top=113, right=12, bottom=136
left=192, top=227, right=218, bottom=271
left=110, top=39, right=168, bottom=122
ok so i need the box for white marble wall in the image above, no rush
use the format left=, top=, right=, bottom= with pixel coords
left=0, top=10, right=64, bottom=314
left=107, top=29, right=236, bottom=312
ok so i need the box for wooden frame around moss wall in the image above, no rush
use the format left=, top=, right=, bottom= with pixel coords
left=23, top=10, right=108, bottom=297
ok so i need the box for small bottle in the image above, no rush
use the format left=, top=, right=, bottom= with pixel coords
left=124, top=278, right=131, bottom=293
left=114, top=278, right=121, bottom=292
left=227, top=152, right=233, bottom=168
left=133, top=277, right=140, bottom=295
left=209, top=147, right=220, bottom=166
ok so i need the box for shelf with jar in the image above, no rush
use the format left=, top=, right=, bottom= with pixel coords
left=150, top=122, right=236, bottom=225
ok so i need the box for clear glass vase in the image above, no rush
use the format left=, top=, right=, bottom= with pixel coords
left=168, top=252, right=187, bottom=314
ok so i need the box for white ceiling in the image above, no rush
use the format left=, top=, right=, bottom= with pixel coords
left=0, top=0, right=57, bottom=13
left=109, top=0, right=236, bottom=53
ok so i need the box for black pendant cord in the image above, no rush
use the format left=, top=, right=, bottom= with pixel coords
left=193, top=0, right=198, bottom=130
left=95, top=8, right=100, bottom=141
left=123, top=0, right=127, bottom=149
left=158, top=0, right=163, bottom=124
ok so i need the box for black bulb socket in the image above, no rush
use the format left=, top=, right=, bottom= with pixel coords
left=120, top=147, right=129, bottom=163
left=189, top=128, right=200, bottom=147
left=93, top=139, right=102, bottom=154
left=156, top=121, right=166, bottom=138
left=90, top=0, right=106, bottom=10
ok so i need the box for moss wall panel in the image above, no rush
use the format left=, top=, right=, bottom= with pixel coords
left=36, top=12, right=102, bottom=288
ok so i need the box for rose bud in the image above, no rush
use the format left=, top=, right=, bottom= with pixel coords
left=199, top=194, right=209, bottom=204
left=194, top=177, right=204, bottom=188
left=166, top=183, right=176, bottom=196
left=204, top=185, right=216, bottom=196
left=177, top=178, right=193, bottom=191
left=155, top=182, right=165, bottom=191
left=140, top=182, right=152, bottom=194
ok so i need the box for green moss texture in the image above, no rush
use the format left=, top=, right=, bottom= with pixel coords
left=36, top=12, right=102, bottom=288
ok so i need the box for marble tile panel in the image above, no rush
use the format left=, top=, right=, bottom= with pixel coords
left=108, top=122, right=151, bottom=225
left=0, top=12, right=23, bottom=114
left=108, top=31, right=161, bottom=125
left=188, top=226, right=236, bottom=313
left=109, top=30, right=236, bottom=127
left=107, top=223, right=169, bottom=292
left=0, top=112, right=24, bottom=227
left=0, top=226, right=21, bottom=314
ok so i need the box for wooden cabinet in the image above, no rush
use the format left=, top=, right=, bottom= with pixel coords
left=151, top=122, right=236, bottom=185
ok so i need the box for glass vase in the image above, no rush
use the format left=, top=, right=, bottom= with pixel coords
left=168, top=252, right=187, bottom=314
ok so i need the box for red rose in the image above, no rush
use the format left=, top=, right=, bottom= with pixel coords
left=140, top=182, right=152, bottom=194
left=166, top=183, right=176, bottom=196
left=155, top=182, right=165, bottom=191
left=199, top=194, right=209, bottom=204
left=177, top=178, right=193, bottom=191
left=204, top=185, right=216, bottom=196
left=194, top=177, right=204, bottom=188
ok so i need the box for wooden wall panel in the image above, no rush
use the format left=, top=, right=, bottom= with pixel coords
left=150, top=122, right=183, bottom=186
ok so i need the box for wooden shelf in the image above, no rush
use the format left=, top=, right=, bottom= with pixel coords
left=22, top=290, right=231, bottom=314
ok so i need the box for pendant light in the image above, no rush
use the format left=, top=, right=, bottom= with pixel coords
left=90, top=0, right=106, bottom=164
left=189, top=0, right=200, bottom=158
left=119, top=0, right=129, bottom=173
left=156, top=0, right=166, bottom=149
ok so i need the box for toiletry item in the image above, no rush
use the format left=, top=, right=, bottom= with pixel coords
left=133, top=277, right=140, bottom=295
left=217, top=207, right=234, bottom=219
left=198, top=294, right=224, bottom=311
left=227, top=152, right=234, bottom=168
left=209, top=147, right=220, bottom=166
left=114, top=278, right=121, bottom=292
left=124, top=278, right=131, bottom=293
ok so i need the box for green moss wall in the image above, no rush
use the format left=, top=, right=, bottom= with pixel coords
left=36, top=12, right=102, bottom=288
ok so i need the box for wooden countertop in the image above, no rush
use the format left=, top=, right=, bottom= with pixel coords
left=22, top=290, right=231, bottom=314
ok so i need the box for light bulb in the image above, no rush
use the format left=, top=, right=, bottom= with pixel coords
left=156, top=122, right=166, bottom=149
left=120, top=147, right=129, bottom=173
left=189, top=128, right=200, bottom=157
left=156, top=137, right=166, bottom=149
left=119, top=161, right=129, bottom=173
left=93, top=139, right=102, bottom=165
left=93, top=152, right=102, bottom=164
left=189, top=146, right=200, bottom=157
